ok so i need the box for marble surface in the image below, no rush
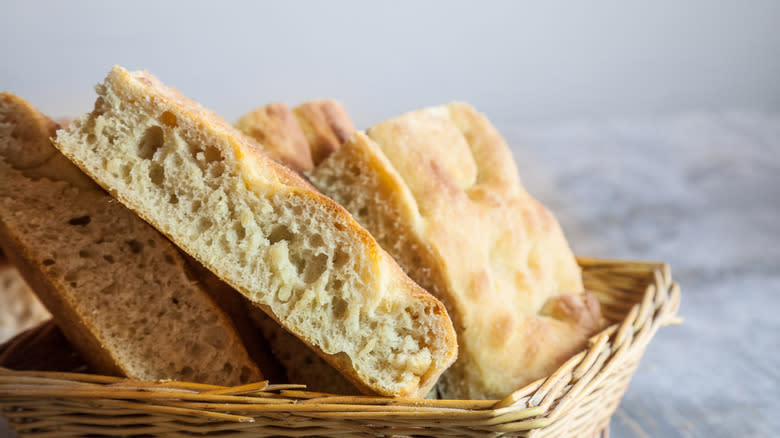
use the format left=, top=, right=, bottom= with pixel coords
left=2, top=111, right=778, bottom=437
left=502, top=111, right=780, bottom=437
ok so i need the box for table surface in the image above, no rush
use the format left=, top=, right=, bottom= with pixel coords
left=502, top=111, right=779, bottom=438
left=2, top=111, right=778, bottom=438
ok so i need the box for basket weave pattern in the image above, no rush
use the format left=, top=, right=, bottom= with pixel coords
left=0, top=258, right=680, bottom=437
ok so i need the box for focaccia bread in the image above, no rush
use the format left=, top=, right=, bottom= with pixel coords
left=0, top=92, right=262, bottom=385
left=53, top=66, right=458, bottom=397
left=309, top=103, right=603, bottom=399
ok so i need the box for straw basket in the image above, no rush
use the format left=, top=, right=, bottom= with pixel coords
left=0, top=257, right=680, bottom=437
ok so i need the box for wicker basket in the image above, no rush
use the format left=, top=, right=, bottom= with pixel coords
left=0, top=257, right=680, bottom=437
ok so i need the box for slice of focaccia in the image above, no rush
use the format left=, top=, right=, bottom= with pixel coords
left=309, top=103, right=604, bottom=399
left=0, top=92, right=262, bottom=385
left=53, top=66, right=457, bottom=397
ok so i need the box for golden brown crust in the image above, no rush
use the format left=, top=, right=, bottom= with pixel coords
left=293, top=100, right=356, bottom=166
left=235, top=103, right=314, bottom=173
left=540, top=292, right=603, bottom=333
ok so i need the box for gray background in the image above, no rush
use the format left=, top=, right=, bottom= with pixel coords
left=2, top=0, right=779, bottom=124
left=2, top=1, right=779, bottom=437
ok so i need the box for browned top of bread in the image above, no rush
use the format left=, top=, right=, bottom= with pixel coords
left=53, top=66, right=457, bottom=397
left=311, top=103, right=603, bottom=399
left=235, top=100, right=356, bottom=173
left=235, top=103, right=314, bottom=173
left=293, top=100, right=355, bottom=166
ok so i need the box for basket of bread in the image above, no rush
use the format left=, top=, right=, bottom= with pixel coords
left=0, top=66, right=680, bottom=437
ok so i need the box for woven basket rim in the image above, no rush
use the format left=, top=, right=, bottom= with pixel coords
left=0, top=256, right=681, bottom=436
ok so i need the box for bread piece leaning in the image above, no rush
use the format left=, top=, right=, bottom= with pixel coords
left=53, top=66, right=458, bottom=397
left=0, top=92, right=262, bottom=385
left=309, top=103, right=604, bottom=399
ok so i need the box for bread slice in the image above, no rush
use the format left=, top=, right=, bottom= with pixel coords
left=235, top=103, right=314, bottom=173
left=53, top=66, right=457, bottom=397
left=0, top=92, right=262, bottom=385
left=309, top=103, right=604, bottom=399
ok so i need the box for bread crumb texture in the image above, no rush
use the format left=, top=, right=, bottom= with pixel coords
left=53, top=67, right=457, bottom=397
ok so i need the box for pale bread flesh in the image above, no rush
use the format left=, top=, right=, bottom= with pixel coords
left=53, top=66, right=457, bottom=397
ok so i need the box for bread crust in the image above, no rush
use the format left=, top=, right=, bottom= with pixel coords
left=293, top=100, right=355, bottom=166
left=235, top=103, right=314, bottom=173
left=235, top=100, right=356, bottom=173
left=52, top=67, right=457, bottom=397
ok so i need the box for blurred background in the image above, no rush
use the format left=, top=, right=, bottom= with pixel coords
left=2, top=0, right=779, bottom=125
left=1, top=1, right=778, bottom=437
